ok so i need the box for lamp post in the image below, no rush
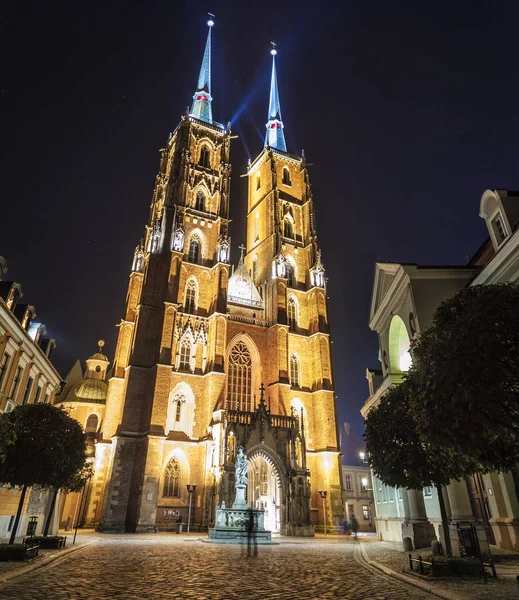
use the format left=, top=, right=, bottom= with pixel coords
left=318, top=490, right=328, bottom=536
left=186, top=484, right=196, bottom=534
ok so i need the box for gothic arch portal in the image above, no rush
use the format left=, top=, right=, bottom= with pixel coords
left=247, top=447, right=285, bottom=533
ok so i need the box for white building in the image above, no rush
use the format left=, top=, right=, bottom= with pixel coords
left=362, top=188, right=519, bottom=553
left=0, top=257, right=62, bottom=541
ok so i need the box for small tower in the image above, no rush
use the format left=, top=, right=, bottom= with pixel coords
left=190, top=17, right=215, bottom=124
left=85, top=340, right=110, bottom=380
left=264, top=44, right=287, bottom=152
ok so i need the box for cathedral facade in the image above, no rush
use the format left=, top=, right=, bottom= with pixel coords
left=91, top=20, right=343, bottom=535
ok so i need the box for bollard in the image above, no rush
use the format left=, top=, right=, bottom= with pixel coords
left=408, top=553, right=413, bottom=571
left=418, top=555, right=424, bottom=574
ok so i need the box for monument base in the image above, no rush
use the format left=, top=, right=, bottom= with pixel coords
left=207, top=507, right=276, bottom=545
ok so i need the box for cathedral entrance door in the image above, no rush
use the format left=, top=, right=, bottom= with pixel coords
left=247, top=453, right=281, bottom=533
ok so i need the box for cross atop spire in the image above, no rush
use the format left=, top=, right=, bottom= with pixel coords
left=264, top=43, right=287, bottom=152
left=190, top=17, right=214, bottom=124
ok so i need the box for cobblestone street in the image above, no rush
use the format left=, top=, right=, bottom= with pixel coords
left=0, top=534, right=436, bottom=600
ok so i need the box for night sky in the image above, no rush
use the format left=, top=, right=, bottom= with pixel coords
left=2, top=1, right=518, bottom=436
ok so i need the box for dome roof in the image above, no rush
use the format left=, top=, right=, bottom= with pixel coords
left=88, top=352, right=109, bottom=362
left=66, top=378, right=108, bottom=404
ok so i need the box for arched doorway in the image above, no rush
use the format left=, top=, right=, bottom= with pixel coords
left=247, top=452, right=281, bottom=533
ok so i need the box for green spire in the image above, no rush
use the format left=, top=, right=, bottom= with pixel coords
left=190, top=18, right=214, bottom=124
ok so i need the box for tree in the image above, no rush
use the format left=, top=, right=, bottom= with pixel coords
left=364, top=380, right=477, bottom=555
left=0, top=403, right=87, bottom=543
left=0, top=412, right=16, bottom=463
left=411, top=283, right=519, bottom=472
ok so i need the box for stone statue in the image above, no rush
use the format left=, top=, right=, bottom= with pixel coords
left=235, top=446, right=248, bottom=486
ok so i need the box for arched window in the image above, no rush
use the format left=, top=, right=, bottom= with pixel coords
left=282, top=167, right=291, bottom=186
left=166, top=384, right=196, bottom=437
left=256, top=173, right=261, bottom=191
left=184, top=279, right=197, bottom=314
left=179, top=337, right=192, bottom=371
left=284, top=219, right=294, bottom=239
left=388, top=315, right=412, bottom=373
left=85, top=414, right=98, bottom=433
left=194, top=190, right=205, bottom=212
left=170, top=392, right=185, bottom=431
left=199, top=145, right=210, bottom=168
left=287, top=296, right=297, bottom=330
left=227, top=342, right=252, bottom=411
left=252, top=255, right=258, bottom=282
left=290, top=354, right=300, bottom=387
left=285, top=263, right=294, bottom=287
left=163, top=458, right=181, bottom=497
left=188, top=236, right=201, bottom=264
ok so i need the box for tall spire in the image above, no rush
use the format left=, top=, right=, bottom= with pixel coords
left=264, top=44, right=287, bottom=152
left=190, top=17, right=214, bottom=124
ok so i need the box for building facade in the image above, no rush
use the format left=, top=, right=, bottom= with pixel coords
left=362, top=188, right=519, bottom=552
left=0, top=257, right=62, bottom=541
left=89, top=22, right=343, bottom=535
left=340, top=423, right=375, bottom=533
left=55, top=344, right=110, bottom=530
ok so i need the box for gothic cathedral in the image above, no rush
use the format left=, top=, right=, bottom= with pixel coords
left=91, top=20, right=343, bottom=535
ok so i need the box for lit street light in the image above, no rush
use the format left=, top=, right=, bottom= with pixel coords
left=318, top=490, right=328, bottom=536
left=186, top=484, right=197, bottom=534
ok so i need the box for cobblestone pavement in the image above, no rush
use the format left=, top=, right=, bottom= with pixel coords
left=363, top=541, right=519, bottom=600
left=0, top=535, right=437, bottom=600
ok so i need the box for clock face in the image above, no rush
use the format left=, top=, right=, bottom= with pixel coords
left=236, top=277, right=250, bottom=297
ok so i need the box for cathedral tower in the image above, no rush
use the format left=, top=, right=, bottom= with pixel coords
left=92, top=25, right=343, bottom=535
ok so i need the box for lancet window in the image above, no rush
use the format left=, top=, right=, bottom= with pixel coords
left=252, top=255, right=258, bottom=282
left=290, top=354, right=300, bottom=387
left=287, top=296, right=298, bottom=330
left=163, top=458, right=181, bottom=497
left=179, top=338, right=192, bottom=371
left=188, top=236, right=201, bottom=264
left=194, top=190, right=205, bottom=212
left=285, top=263, right=294, bottom=287
left=282, top=167, right=291, bottom=186
left=184, top=279, right=197, bottom=314
left=227, top=342, right=252, bottom=412
left=284, top=218, right=294, bottom=240
left=199, top=146, right=210, bottom=168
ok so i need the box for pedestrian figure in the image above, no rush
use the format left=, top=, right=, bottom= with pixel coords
left=350, top=514, right=358, bottom=539
left=343, top=519, right=350, bottom=536
left=247, top=508, right=257, bottom=557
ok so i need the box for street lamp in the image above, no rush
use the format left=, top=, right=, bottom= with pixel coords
left=318, top=490, right=328, bottom=536
left=186, top=484, right=197, bottom=534
left=361, top=477, right=373, bottom=491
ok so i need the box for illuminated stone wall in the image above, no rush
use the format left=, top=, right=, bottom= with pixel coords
left=90, top=118, right=343, bottom=533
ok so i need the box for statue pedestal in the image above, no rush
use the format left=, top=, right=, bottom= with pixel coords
left=206, top=507, right=276, bottom=545
left=232, top=484, right=247, bottom=509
